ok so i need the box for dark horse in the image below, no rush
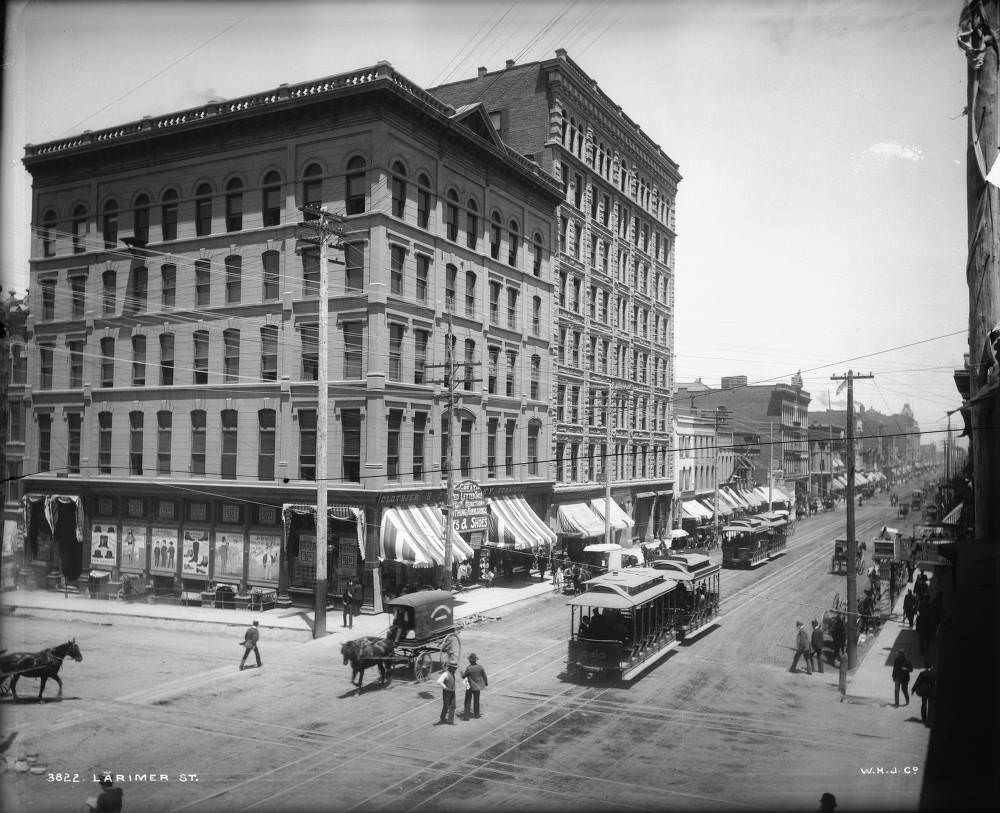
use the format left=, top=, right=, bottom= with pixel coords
left=340, top=636, right=394, bottom=691
left=0, top=640, right=83, bottom=701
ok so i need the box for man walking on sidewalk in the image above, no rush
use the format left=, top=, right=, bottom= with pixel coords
left=789, top=620, right=812, bottom=674
left=903, top=589, right=917, bottom=629
left=810, top=619, right=825, bottom=673
left=892, top=649, right=913, bottom=707
left=239, top=620, right=262, bottom=670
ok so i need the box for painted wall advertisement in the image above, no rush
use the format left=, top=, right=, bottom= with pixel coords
left=90, top=523, right=117, bottom=569
left=182, top=528, right=211, bottom=577
left=120, top=525, right=148, bottom=572
left=151, top=528, right=179, bottom=574
left=248, top=534, right=280, bottom=583
left=214, top=532, right=245, bottom=581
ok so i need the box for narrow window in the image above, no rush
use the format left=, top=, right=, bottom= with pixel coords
left=530, top=355, right=541, bottom=399
left=67, top=413, right=82, bottom=474
left=37, top=413, right=52, bottom=472
left=390, top=244, right=404, bottom=296
left=100, top=338, right=115, bottom=387
left=345, top=156, right=366, bottom=215
left=132, top=335, right=146, bottom=386
left=159, top=333, right=174, bottom=386
left=98, top=412, right=112, bottom=474
left=445, top=190, right=459, bottom=241
left=161, top=190, right=178, bottom=241
left=11, top=346, right=27, bottom=384
left=505, top=350, right=517, bottom=397
left=465, top=270, right=476, bottom=318
left=262, top=171, right=282, bottom=227
left=489, top=281, right=501, bottom=324
left=507, top=288, right=518, bottom=330
left=133, top=194, right=150, bottom=244
left=463, top=339, right=475, bottom=391
left=258, top=409, right=275, bottom=480
left=126, top=266, right=147, bottom=313
left=344, top=243, right=363, bottom=292
left=262, top=251, right=279, bottom=300
left=157, top=411, right=172, bottom=475
left=195, top=259, right=210, bottom=307
left=41, top=280, right=55, bottom=321
left=69, top=340, right=83, bottom=388
left=417, top=174, right=431, bottom=228
left=412, top=412, right=426, bottom=481
left=342, top=409, right=361, bottom=482
left=445, top=264, right=457, bottom=311
left=415, top=254, right=429, bottom=303
left=302, top=163, right=323, bottom=217
left=487, top=346, right=499, bottom=395
left=466, top=199, right=478, bottom=249
left=532, top=296, right=541, bottom=336
left=414, top=330, right=428, bottom=384
left=72, top=205, right=87, bottom=253
left=103, top=201, right=118, bottom=248
left=528, top=422, right=539, bottom=475
left=129, top=411, right=144, bottom=475
left=389, top=323, right=404, bottom=381
left=193, top=330, right=208, bottom=384
left=41, top=210, right=57, bottom=257
left=261, top=325, right=278, bottom=382
left=299, top=409, right=317, bottom=480
left=391, top=161, right=407, bottom=218
left=487, top=418, right=498, bottom=479
left=221, top=409, right=238, bottom=479
left=508, top=220, right=519, bottom=267
left=532, top=232, right=543, bottom=276
left=490, top=212, right=502, bottom=260
left=343, top=322, right=363, bottom=378
left=190, top=410, right=206, bottom=475
left=504, top=419, right=515, bottom=476
left=302, top=248, right=319, bottom=298
left=195, top=184, right=212, bottom=236
left=161, top=264, right=176, bottom=308
left=223, top=329, right=240, bottom=383
left=460, top=418, right=473, bottom=477
left=102, top=270, right=116, bottom=314
left=225, top=255, right=241, bottom=304
left=386, top=410, right=402, bottom=481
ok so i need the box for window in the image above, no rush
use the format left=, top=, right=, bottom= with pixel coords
left=129, top=411, right=144, bottom=475
left=67, top=413, right=81, bottom=474
left=530, top=355, right=540, bottom=399
left=440, top=413, right=450, bottom=476
left=223, top=329, right=240, bottom=383
left=508, top=220, right=520, bottom=267
left=132, top=335, right=146, bottom=386
left=160, top=190, right=178, bottom=241
left=465, top=271, right=476, bottom=318
left=345, top=156, right=366, bottom=215
left=190, top=410, right=206, bottom=475
left=38, top=413, right=51, bottom=472
left=555, top=441, right=564, bottom=482
left=102, top=270, right=116, bottom=314
left=100, top=338, right=115, bottom=387
left=415, top=255, right=429, bottom=303
left=417, top=174, right=431, bottom=228
left=193, top=330, right=208, bottom=384
left=489, top=281, right=501, bottom=323
left=532, top=296, right=541, bottom=336
left=126, top=266, right=147, bottom=313
left=532, top=232, right=543, bottom=276
left=41, top=210, right=57, bottom=257
left=302, top=248, right=319, bottom=298
left=506, top=288, right=518, bottom=330
left=463, top=339, right=475, bottom=391
left=98, top=412, right=112, bottom=474
left=103, top=200, right=118, bottom=248
left=225, top=255, right=241, bottom=304
left=221, top=409, right=238, bottom=479
left=570, top=385, right=579, bottom=423
left=195, top=259, right=210, bottom=306
left=528, top=422, right=539, bottom=475
left=487, top=418, right=498, bottom=479
left=414, top=330, right=428, bottom=384
left=412, top=412, right=426, bottom=480
left=157, top=411, right=172, bottom=475
left=69, top=340, right=83, bottom=388
left=574, top=173, right=583, bottom=209
left=490, top=212, right=502, bottom=260
left=390, top=245, right=404, bottom=295
left=159, top=333, right=174, bottom=385
left=344, top=243, right=363, bottom=292
left=505, top=419, right=515, bottom=476
left=161, top=264, right=176, bottom=308
left=41, top=280, right=55, bottom=321
left=488, top=346, right=499, bottom=394
left=262, top=251, right=279, bottom=300
left=11, top=345, right=27, bottom=384
left=466, top=199, right=478, bottom=249
left=72, top=205, right=87, bottom=253
left=133, top=194, right=150, bottom=244
left=342, top=409, right=361, bottom=482
left=262, top=171, right=282, bottom=226
left=505, top=350, right=517, bottom=396
left=460, top=418, right=473, bottom=477
left=445, top=264, right=457, bottom=311
left=301, top=323, right=318, bottom=380
left=389, top=323, right=404, bottom=381
left=391, top=161, right=407, bottom=218
left=8, top=401, right=23, bottom=443
left=299, top=410, right=317, bottom=480
left=302, top=164, right=323, bottom=216
left=257, top=409, right=275, bottom=480
left=343, top=322, right=363, bottom=378
left=195, top=183, right=212, bottom=236
left=445, top=190, right=459, bottom=241
left=261, top=326, right=278, bottom=382
left=387, top=410, right=402, bottom=481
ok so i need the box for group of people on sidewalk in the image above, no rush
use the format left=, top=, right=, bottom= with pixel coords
left=435, top=653, right=488, bottom=725
left=901, top=570, right=943, bottom=659
left=891, top=649, right=936, bottom=726
left=789, top=619, right=833, bottom=674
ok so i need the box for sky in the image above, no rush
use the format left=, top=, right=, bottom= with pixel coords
left=0, top=0, right=971, bottom=444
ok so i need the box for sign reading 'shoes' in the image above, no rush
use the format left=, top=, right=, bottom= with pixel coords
left=452, top=480, right=487, bottom=533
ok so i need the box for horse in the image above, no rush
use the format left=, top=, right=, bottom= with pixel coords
left=0, top=640, right=83, bottom=701
left=340, top=635, right=394, bottom=691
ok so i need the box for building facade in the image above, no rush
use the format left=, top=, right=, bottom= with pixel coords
left=2, top=294, right=29, bottom=586
left=430, top=50, right=681, bottom=542
left=20, top=62, right=563, bottom=609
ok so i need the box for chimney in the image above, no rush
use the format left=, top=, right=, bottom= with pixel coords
left=478, top=67, right=487, bottom=78
left=505, top=59, right=515, bottom=69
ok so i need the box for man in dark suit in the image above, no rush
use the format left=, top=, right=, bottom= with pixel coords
left=240, top=620, right=262, bottom=670
left=460, top=653, right=489, bottom=719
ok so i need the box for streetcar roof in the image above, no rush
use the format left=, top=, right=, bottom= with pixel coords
left=567, top=570, right=678, bottom=609
left=650, top=554, right=720, bottom=580
left=384, top=589, right=454, bottom=609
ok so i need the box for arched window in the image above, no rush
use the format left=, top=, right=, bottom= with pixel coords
left=302, top=163, right=323, bottom=218
left=133, top=193, right=150, bottom=244
left=490, top=211, right=502, bottom=260
left=466, top=198, right=478, bottom=249
left=445, top=189, right=459, bottom=242
left=262, top=171, right=282, bottom=227
left=160, top=189, right=178, bottom=241
left=532, top=232, right=543, bottom=277
left=71, top=205, right=87, bottom=253
left=528, top=420, right=541, bottom=475
left=225, top=178, right=243, bottom=232
left=345, top=156, right=366, bottom=215
left=194, top=184, right=212, bottom=236
left=417, top=173, right=432, bottom=228
left=102, top=200, right=119, bottom=248
left=41, top=209, right=57, bottom=257
left=391, top=161, right=407, bottom=218
left=465, top=270, right=476, bottom=318
left=508, top=219, right=519, bottom=267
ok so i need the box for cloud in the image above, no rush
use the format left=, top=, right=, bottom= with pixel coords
left=863, top=141, right=925, bottom=162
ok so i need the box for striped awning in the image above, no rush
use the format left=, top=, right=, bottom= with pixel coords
left=556, top=502, right=606, bottom=538
left=489, top=496, right=557, bottom=551
left=588, top=498, right=635, bottom=531
left=681, top=500, right=712, bottom=521
left=717, top=490, right=742, bottom=512
left=699, top=497, right=732, bottom=517
left=380, top=505, right=473, bottom=568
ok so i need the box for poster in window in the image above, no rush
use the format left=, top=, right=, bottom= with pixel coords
left=120, top=525, right=147, bottom=572
left=150, top=527, right=179, bottom=574
left=90, top=523, right=117, bottom=569
left=182, top=528, right=210, bottom=577
left=248, top=533, right=280, bottom=583
left=214, top=532, right=245, bottom=581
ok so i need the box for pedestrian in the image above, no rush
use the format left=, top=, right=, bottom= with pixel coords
left=902, top=589, right=917, bottom=629
left=810, top=619, right=825, bottom=673
left=87, top=773, right=124, bottom=812
left=342, top=580, right=357, bottom=629
left=435, top=661, right=458, bottom=724
left=891, top=649, right=913, bottom=707
left=819, top=791, right=837, bottom=812
left=538, top=552, right=547, bottom=581
left=552, top=561, right=563, bottom=590
left=916, top=594, right=933, bottom=659
left=911, top=662, right=937, bottom=726
left=460, top=653, right=489, bottom=719
left=831, top=613, right=846, bottom=662
left=789, top=620, right=812, bottom=674
left=239, top=620, right=262, bottom=670
left=914, top=571, right=928, bottom=602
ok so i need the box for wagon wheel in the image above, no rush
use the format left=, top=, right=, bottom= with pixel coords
left=439, top=633, right=461, bottom=668
left=413, top=652, right=433, bottom=682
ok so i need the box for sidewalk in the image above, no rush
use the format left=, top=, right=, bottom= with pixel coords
left=0, top=577, right=559, bottom=643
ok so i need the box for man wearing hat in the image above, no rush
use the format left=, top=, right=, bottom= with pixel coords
left=460, top=653, right=489, bottom=720
left=240, top=620, right=262, bottom=670
left=436, top=660, right=458, bottom=724
left=789, top=620, right=811, bottom=674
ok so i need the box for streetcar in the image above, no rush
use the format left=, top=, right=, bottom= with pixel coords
left=649, top=552, right=721, bottom=641
left=566, top=568, right=682, bottom=682
left=720, top=517, right=771, bottom=568
left=872, top=526, right=906, bottom=563
left=911, top=489, right=923, bottom=510
left=760, top=510, right=790, bottom=558
left=830, top=537, right=865, bottom=574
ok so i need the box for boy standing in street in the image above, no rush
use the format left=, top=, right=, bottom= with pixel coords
left=436, top=662, right=458, bottom=724
left=810, top=619, right=825, bottom=673
left=240, top=620, right=262, bottom=670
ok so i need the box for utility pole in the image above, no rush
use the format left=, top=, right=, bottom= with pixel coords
left=298, top=204, right=345, bottom=639
left=831, top=369, right=874, bottom=669
left=768, top=421, right=774, bottom=514
left=605, top=387, right=614, bottom=548
left=713, top=407, right=727, bottom=544
left=443, top=313, right=456, bottom=590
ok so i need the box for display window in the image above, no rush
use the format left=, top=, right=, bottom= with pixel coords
left=90, top=523, right=117, bottom=569
left=120, top=525, right=147, bottom=572
left=214, top=531, right=245, bottom=581
left=248, top=533, right=280, bottom=584
left=150, top=527, right=179, bottom=573
left=182, top=528, right=210, bottom=578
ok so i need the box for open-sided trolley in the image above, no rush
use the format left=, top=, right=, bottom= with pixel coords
left=649, top=552, right=721, bottom=641
left=721, top=518, right=771, bottom=568
left=760, top=511, right=790, bottom=558
left=384, top=590, right=461, bottom=680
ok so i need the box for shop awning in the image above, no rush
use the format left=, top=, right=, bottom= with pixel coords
left=380, top=505, right=473, bottom=568
left=853, top=473, right=867, bottom=487
left=588, top=498, right=635, bottom=532
left=741, top=489, right=764, bottom=507
left=489, top=496, right=557, bottom=551
left=556, top=502, right=606, bottom=538
left=832, top=475, right=848, bottom=490
left=723, top=488, right=752, bottom=510
left=717, top=490, right=742, bottom=512
left=681, top=500, right=711, bottom=521
left=941, top=504, right=963, bottom=526
left=282, top=503, right=366, bottom=559
left=699, top=497, right=732, bottom=517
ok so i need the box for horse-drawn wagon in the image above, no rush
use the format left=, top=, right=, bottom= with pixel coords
left=0, top=640, right=83, bottom=700
left=830, top=537, right=865, bottom=574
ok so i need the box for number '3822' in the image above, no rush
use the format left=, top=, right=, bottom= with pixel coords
left=46, top=773, right=81, bottom=782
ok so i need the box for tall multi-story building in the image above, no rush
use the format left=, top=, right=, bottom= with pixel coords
left=2, top=293, right=30, bottom=586
left=430, top=50, right=681, bottom=542
left=20, top=61, right=563, bottom=609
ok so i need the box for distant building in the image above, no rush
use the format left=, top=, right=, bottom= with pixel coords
left=2, top=293, right=29, bottom=585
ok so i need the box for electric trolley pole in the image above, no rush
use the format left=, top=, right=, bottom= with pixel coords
left=831, top=369, right=874, bottom=669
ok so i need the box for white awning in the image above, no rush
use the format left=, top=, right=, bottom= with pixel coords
left=768, top=486, right=792, bottom=504
left=489, top=496, right=557, bottom=551
left=681, top=500, right=711, bottom=521
left=717, top=490, right=742, bottom=512
left=941, top=504, right=963, bottom=525
left=556, top=503, right=606, bottom=538
left=583, top=542, right=622, bottom=553
left=699, top=497, right=732, bottom=517
left=588, top=498, right=635, bottom=532
left=380, top=505, right=473, bottom=568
